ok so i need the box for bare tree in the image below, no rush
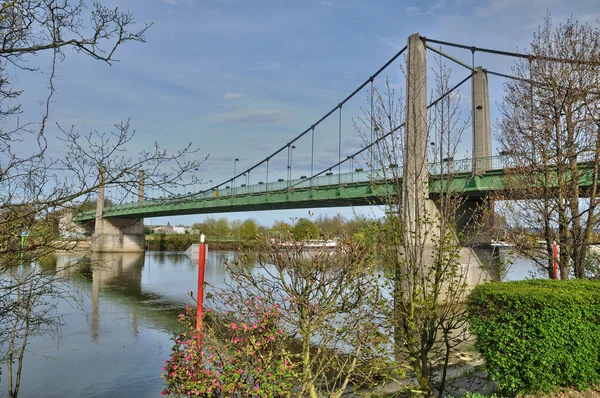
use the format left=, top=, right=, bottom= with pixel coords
left=355, top=55, right=483, bottom=397
left=0, top=2, right=202, bottom=396
left=496, top=13, right=600, bottom=279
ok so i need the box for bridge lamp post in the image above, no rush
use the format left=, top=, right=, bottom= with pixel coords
left=288, top=145, right=296, bottom=188
left=430, top=141, right=442, bottom=174
left=347, top=155, right=354, bottom=182
left=233, top=158, right=239, bottom=197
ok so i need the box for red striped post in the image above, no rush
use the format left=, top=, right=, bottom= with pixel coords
left=196, top=234, right=206, bottom=347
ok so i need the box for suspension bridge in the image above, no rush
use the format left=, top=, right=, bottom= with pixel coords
left=72, top=33, right=593, bottom=252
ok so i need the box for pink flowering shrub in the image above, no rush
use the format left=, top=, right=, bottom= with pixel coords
left=162, top=299, right=297, bottom=397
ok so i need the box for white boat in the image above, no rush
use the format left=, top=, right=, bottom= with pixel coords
left=276, top=239, right=338, bottom=250
left=491, top=240, right=514, bottom=248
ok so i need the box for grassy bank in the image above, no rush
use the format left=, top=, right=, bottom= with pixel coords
left=145, top=234, right=255, bottom=251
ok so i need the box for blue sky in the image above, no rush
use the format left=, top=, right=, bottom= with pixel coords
left=13, top=0, right=599, bottom=226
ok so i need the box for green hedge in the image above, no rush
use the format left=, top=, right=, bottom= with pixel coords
left=467, top=280, right=600, bottom=396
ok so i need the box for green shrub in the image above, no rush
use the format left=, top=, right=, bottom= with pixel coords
left=467, top=280, right=600, bottom=396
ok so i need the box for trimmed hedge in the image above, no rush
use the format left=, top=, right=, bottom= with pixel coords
left=467, top=280, right=600, bottom=396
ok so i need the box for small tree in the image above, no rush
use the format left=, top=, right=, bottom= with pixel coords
left=239, top=219, right=259, bottom=241
left=217, top=233, right=384, bottom=398
left=291, top=218, right=320, bottom=240
left=314, top=214, right=346, bottom=237
left=269, top=220, right=292, bottom=241
left=192, top=217, right=231, bottom=240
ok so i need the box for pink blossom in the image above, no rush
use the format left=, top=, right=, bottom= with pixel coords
left=230, top=322, right=238, bottom=330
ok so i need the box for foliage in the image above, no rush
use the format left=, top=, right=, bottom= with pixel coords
left=291, top=218, right=320, bottom=240
left=467, top=280, right=600, bottom=396
left=313, top=214, right=346, bottom=237
left=239, top=219, right=259, bottom=241
left=270, top=220, right=292, bottom=239
left=162, top=300, right=297, bottom=397
left=192, top=217, right=232, bottom=239
left=145, top=234, right=256, bottom=251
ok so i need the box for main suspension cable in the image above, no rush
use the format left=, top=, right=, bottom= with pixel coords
left=203, top=45, right=409, bottom=196
left=297, top=73, right=473, bottom=186
left=421, top=36, right=600, bottom=65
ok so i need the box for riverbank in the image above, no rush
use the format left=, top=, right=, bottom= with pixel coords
left=55, top=235, right=255, bottom=252
left=145, top=234, right=254, bottom=251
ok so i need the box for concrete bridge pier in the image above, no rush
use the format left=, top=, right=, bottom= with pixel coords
left=91, top=168, right=145, bottom=253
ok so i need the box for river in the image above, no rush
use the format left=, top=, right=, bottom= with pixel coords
left=0, top=249, right=536, bottom=398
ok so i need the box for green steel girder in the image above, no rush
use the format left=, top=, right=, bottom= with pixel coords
left=74, top=170, right=508, bottom=222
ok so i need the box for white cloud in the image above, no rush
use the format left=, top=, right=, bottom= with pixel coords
left=210, top=108, right=293, bottom=124
left=222, top=92, right=246, bottom=100
left=162, top=0, right=177, bottom=5
left=406, top=0, right=447, bottom=16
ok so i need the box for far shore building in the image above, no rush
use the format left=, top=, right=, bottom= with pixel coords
left=153, top=225, right=174, bottom=234
left=151, top=225, right=192, bottom=234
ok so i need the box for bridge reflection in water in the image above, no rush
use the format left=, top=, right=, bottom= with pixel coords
left=56, top=252, right=144, bottom=341
left=51, top=245, right=504, bottom=343
left=53, top=250, right=239, bottom=341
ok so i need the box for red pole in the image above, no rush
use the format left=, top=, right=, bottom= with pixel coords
left=196, top=235, right=206, bottom=347
left=553, top=242, right=559, bottom=280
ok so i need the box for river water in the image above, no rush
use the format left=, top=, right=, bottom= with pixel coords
left=0, top=249, right=536, bottom=398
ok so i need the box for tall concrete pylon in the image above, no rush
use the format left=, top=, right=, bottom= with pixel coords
left=403, top=33, right=428, bottom=238
left=92, top=166, right=145, bottom=252
left=472, top=66, right=492, bottom=172
left=138, top=170, right=145, bottom=203
left=401, top=34, right=494, bottom=287
left=96, top=165, right=106, bottom=221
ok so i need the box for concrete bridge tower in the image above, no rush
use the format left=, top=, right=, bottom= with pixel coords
left=91, top=168, right=145, bottom=252
left=402, top=34, right=494, bottom=284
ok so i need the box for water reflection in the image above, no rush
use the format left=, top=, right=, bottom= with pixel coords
left=0, top=248, right=539, bottom=398
left=0, top=251, right=239, bottom=398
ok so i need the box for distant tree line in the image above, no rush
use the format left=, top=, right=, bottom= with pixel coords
left=160, top=214, right=378, bottom=242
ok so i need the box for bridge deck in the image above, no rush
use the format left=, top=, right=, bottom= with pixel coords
left=75, top=159, right=507, bottom=221
left=74, top=155, right=600, bottom=222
